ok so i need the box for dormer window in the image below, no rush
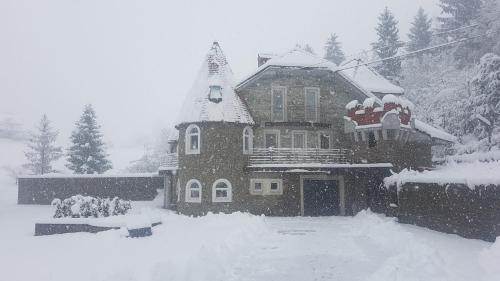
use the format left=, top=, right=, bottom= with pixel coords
left=208, top=85, right=222, bottom=103
left=185, top=124, right=200, bottom=154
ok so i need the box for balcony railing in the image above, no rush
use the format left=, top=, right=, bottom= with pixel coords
left=159, top=153, right=178, bottom=170
left=249, top=148, right=353, bottom=166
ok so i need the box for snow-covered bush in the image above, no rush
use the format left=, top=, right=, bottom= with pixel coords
left=51, top=195, right=131, bottom=218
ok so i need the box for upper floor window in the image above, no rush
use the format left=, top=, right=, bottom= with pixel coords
left=212, top=179, right=232, bottom=202
left=292, top=131, right=306, bottom=149
left=185, top=124, right=200, bottom=154
left=185, top=179, right=202, bottom=203
left=243, top=127, right=253, bottom=154
left=305, top=87, right=320, bottom=122
left=320, top=132, right=330, bottom=149
left=271, top=87, right=286, bottom=122
left=265, top=130, right=280, bottom=148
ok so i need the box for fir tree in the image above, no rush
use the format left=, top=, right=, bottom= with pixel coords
left=438, top=0, right=482, bottom=31
left=407, top=8, right=433, bottom=52
left=23, top=115, right=63, bottom=175
left=464, top=53, right=500, bottom=146
left=66, top=104, right=112, bottom=174
left=324, top=33, right=346, bottom=65
left=371, top=7, right=403, bottom=81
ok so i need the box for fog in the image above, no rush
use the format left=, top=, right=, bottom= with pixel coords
left=0, top=0, right=441, bottom=170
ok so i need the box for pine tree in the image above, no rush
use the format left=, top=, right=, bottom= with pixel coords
left=324, top=34, right=346, bottom=65
left=371, top=7, right=403, bottom=81
left=464, top=53, right=500, bottom=146
left=407, top=8, right=433, bottom=52
left=66, top=104, right=112, bottom=174
left=23, top=115, right=63, bottom=174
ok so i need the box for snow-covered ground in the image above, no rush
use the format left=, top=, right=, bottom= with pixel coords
left=1, top=137, right=500, bottom=281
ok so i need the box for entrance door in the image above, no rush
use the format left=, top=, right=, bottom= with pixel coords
left=303, top=180, right=339, bottom=216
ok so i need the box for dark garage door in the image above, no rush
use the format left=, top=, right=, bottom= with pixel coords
left=303, top=179, right=339, bottom=216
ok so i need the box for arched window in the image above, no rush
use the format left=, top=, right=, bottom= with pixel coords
left=185, top=179, right=202, bottom=203
left=212, top=179, right=232, bottom=203
left=243, top=126, right=253, bottom=154
left=185, top=124, right=200, bottom=154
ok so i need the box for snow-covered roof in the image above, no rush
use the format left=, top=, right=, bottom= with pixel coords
left=237, top=49, right=337, bottom=88
left=414, top=119, right=457, bottom=143
left=338, top=59, right=404, bottom=95
left=177, top=42, right=254, bottom=126
left=384, top=161, right=500, bottom=190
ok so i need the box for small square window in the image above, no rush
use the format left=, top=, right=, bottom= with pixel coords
left=270, top=182, right=278, bottom=191
left=254, top=182, right=262, bottom=191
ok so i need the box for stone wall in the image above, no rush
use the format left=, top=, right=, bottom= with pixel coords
left=385, top=182, right=500, bottom=242
left=18, top=175, right=162, bottom=204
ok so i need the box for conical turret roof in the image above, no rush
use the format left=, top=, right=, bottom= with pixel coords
left=176, top=42, right=254, bottom=126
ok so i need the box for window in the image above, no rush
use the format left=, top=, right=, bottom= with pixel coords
left=212, top=179, right=232, bottom=202
left=320, top=132, right=330, bottom=149
left=250, top=179, right=283, bottom=195
left=208, top=85, right=222, bottom=103
left=305, top=87, right=319, bottom=122
left=185, top=179, right=202, bottom=203
left=271, top=87, right=286, bottom=121
left=243, top=127, right=253, bottom=154
left=292, top=131, right=306, bottom=149
left=368, top=132, right=377, bottom=148
left=176, top=179, right=181, bottom=202
left=265, top=130, right=280, bottom=148
left=185, top=124, right=200, bottom=154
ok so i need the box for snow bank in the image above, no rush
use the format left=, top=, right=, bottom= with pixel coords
left=384, top=161, right=500, bottom=189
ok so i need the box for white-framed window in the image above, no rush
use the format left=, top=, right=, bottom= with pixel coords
left=243, top=126, right=253, bottom=154
left=271, top=86, right=286, bottom=122
left=185, top=179, right=202, bottom=203
left=319, top=132, right=331, bottom=149
left=212, top=179, right=232, bottom=202
left=264, top=130, right=280, bottom=148
left=185, top=124, right=200, bottom=155
left=250, top=179, right=283, bottom=195
left=305, top=87, right=319, bottom=122
left=292, top=131, right=306, bottom=149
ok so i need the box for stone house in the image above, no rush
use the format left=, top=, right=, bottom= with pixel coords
left=159, top=42, right=455, bottom=217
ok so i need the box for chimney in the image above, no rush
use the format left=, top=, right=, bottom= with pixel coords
left=257, top=53, right=275, bottom=67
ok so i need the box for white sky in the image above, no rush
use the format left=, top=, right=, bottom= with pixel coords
left=0, top=0, right=441, bottom=170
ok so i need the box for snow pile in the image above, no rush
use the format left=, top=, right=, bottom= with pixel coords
left=479, top=239, right=500, bottom=280
left=339, top=59, right=404, bottom=95
left=384, top=160, right=500, bottom=189
left=345, top=100, right=360, bottom=110
left=362, top=97, right=376, bottom=108
left=177, top=42, right=254, bottom=126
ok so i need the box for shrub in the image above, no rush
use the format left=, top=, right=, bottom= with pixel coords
left=51, top=195, right=132, bottom=218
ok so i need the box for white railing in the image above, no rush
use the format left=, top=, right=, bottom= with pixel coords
left=249, top=148, right=352, bottom=165
left=159, top=153, right=178, bottom=169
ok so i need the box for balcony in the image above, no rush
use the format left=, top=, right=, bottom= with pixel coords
left=159, top=153, right=178, bottom=171
left=249, top=148, right=353, bottom=167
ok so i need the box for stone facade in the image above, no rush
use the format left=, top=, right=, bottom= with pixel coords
left=171, top=61, right=437, bottom=217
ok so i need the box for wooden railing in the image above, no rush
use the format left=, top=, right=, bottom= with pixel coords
left=249, top=148, right=352, bottom=165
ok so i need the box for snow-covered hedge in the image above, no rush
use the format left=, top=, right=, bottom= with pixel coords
left=51, top=195, right=132, bottom=218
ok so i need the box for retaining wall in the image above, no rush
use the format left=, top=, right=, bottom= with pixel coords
left=18, top=174, right=164, bottom=204
left=386, top=182, right=500, bottom=242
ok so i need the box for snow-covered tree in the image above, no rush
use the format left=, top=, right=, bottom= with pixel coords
left=127, top=128, right=177, bottom=173
left=464, top=53, right=500, bottom=146
left=407, top=8, right=433, bottom=52
left=324, top=34, right=345, bottom=65
left=23, top=115, right=62, bottom=174
left=66, top=104, right=112, bottom=174
left=438, top=0, right=482, bottom=31
left=295, top=43, right=316, bottom=55
left=371, top=7, right=403, bottom=81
